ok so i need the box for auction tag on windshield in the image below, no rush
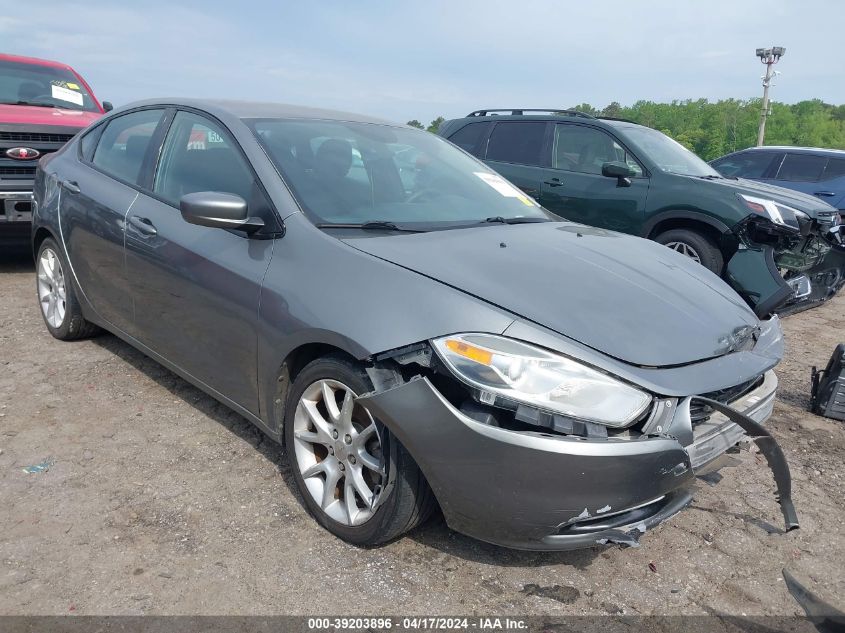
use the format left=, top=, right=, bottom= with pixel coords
left=51, top=84, right=84, bottom=106
left=474, top=172, right=537, bottom=206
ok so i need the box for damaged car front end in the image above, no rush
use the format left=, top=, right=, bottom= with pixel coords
left=726, top=192, right=845, bottom=317
left=358, top=316, right=795, bottom=550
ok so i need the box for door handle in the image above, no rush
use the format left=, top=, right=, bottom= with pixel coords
left=814, top=191, right=836, bottom=197
left=129, top=215, right=157, bottom=236
left=544, top=178, right=564, bottom=187
left=62, top=180, right=81, bottom=194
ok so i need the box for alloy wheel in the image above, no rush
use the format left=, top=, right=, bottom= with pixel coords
left=664, top=241, right=702, bottom=264
left=37, top=248, right=67, bottom=328
left=292, top=379, right=386, bottom=526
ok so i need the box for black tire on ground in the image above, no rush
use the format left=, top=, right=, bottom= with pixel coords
left=283, top=355, right=436, bottom=546
left=35, top=238, right=100, bottom=341
left=654, top=228, right=724, bottom=275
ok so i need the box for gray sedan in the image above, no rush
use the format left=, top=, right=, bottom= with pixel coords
left=31, top=99, right=797, bottom=550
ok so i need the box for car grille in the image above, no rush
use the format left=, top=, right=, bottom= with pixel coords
left=816, top=210, right=840, bottom=230
left=690, top=375, right=764, bottom=425
left=0, top=166, right=37, bottom=177
left=0, top=131, right=76, bottom=144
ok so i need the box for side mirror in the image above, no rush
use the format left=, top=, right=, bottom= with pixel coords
left=102, top=101, right=114, bottom=112
left=180, top=191, right=264, bottom=234
left=601, top=161, right=636, bottom=187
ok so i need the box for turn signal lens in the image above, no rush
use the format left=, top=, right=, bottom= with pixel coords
left=444, top=339, right=493, bottom=365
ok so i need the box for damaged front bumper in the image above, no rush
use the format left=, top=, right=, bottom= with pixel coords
left=779, top=241, right=845, bottom=316
left=727, top=214, right=845, bottom=317
left=358, top=369, right=795, bottom=550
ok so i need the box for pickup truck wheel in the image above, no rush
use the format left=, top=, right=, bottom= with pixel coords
left=655, top=229, right=724, bottom=275
left=36, top=238, right=99, bottom=340
left=284, top=356, right=436, bottom=546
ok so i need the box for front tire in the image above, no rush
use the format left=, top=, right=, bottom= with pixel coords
left=654, top=228, right=724, bottom=275
left=284, top=356, right=435, bottom=545
left=36, top=238, right=99, bottom=340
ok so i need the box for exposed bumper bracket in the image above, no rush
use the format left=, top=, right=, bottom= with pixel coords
left=694, top=396, right=799, bottom=531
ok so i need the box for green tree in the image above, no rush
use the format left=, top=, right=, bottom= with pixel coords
left=426, top=116, right=445, bottom=133
left=406, top=119, right=424, bottom=129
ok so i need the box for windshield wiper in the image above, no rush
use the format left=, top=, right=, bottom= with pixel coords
left=483, top=216, right=551, bottom=225
left=316, top=220, right=425, bottom=233
left=696, top=174, right=725, bottom=180
left=0, top=100, right=60, bottom=109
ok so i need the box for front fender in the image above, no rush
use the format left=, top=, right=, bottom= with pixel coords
left=641, top=208, right=732, bottom=238
left=725, top=247, right=794, bottom=317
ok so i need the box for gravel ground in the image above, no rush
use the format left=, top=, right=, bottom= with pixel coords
left=0, top=250, right=843, bottom=616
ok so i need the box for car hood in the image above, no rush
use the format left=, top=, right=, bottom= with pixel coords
left=0, top=104, right=101, bottom=128
left=342, top=222, right=760, bottom=367
left=706, top=175, right=837, bottom=217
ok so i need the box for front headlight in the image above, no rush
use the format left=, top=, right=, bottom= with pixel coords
left=431, top=334, right=652, bottom=428
left=738, top=193, right=801, bottom=232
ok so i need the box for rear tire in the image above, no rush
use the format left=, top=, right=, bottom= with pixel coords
left=36, top=238, right=100, bottom=341
left=654, top=228, right=724, bottom=275
left=284, top=355, right=436, bottom=546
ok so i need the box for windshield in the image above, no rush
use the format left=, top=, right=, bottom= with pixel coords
left=248, top=119, right=555, bottom=229
left=0, top=60, right=99, bottom=112
left=622, top=125, right=721, bottom=178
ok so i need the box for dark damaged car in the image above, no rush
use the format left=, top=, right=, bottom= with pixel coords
left=31, top=100, right=797, bottom=550
left=438, top=109, right=845, bottom=316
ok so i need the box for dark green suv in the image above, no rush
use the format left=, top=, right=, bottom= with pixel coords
left=438, top=109, right=844, bottom=315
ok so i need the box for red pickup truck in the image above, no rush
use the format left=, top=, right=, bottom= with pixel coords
left=0, top=53, right=109, bottom=247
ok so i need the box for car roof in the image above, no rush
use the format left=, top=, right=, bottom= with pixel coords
left=0, top=53, right=75, bottom=70
left=733, top=146, right=845, bottom=157
left=118, top=98, right=401, bottom=127
left=447, top=111, right=646, bottom=130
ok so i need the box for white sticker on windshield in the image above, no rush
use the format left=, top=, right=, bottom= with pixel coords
left=51, top=84, right=83, bottom=106
left=474, top=172, right=538, bottom=206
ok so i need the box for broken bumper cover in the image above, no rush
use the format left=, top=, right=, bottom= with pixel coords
left=359, top=377, right=695, bottom=550
left=358, top=370, right=794, bottom=550
left=780, top=244, right=845, bottom=316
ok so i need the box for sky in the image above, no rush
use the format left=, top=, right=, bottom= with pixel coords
left=2, top=0, right=843, bottom=125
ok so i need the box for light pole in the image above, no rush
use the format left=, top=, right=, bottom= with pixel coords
left=755, top=46, right=786, bottom=146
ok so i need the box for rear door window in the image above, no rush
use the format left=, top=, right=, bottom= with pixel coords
left=712, top=151, right=778, bottom=179
left=447, top=122, right=489, bottom=156
left=79, top=124, right=104, bottom=162
left=776, top=153, right=827, bottom=182
left=91, top=109, right=165, bottom=185
left=153, top=111, right=254, bottom=205
left=485, top=121, right=546, bottom=166
left=821, top=158, right=845, bottom=181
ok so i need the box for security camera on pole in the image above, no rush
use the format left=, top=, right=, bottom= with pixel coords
left=755, top=46, right=786, bottom=146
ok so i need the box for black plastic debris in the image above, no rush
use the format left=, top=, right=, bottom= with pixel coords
left=811, top=343, right=845, bottom=422
left=694, top=396, right=799, bottom=531
left=783, top=568, right=845, bottom=633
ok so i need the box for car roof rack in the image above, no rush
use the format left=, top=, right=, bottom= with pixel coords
left=465, top=109, right=596, bottom=119
left=598, top=115, right=637, bottom=124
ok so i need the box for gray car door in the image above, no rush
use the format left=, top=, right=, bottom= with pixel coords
left=59, top=108, right=167, bottom=333
left=124, top=110, right=277, bottom=416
